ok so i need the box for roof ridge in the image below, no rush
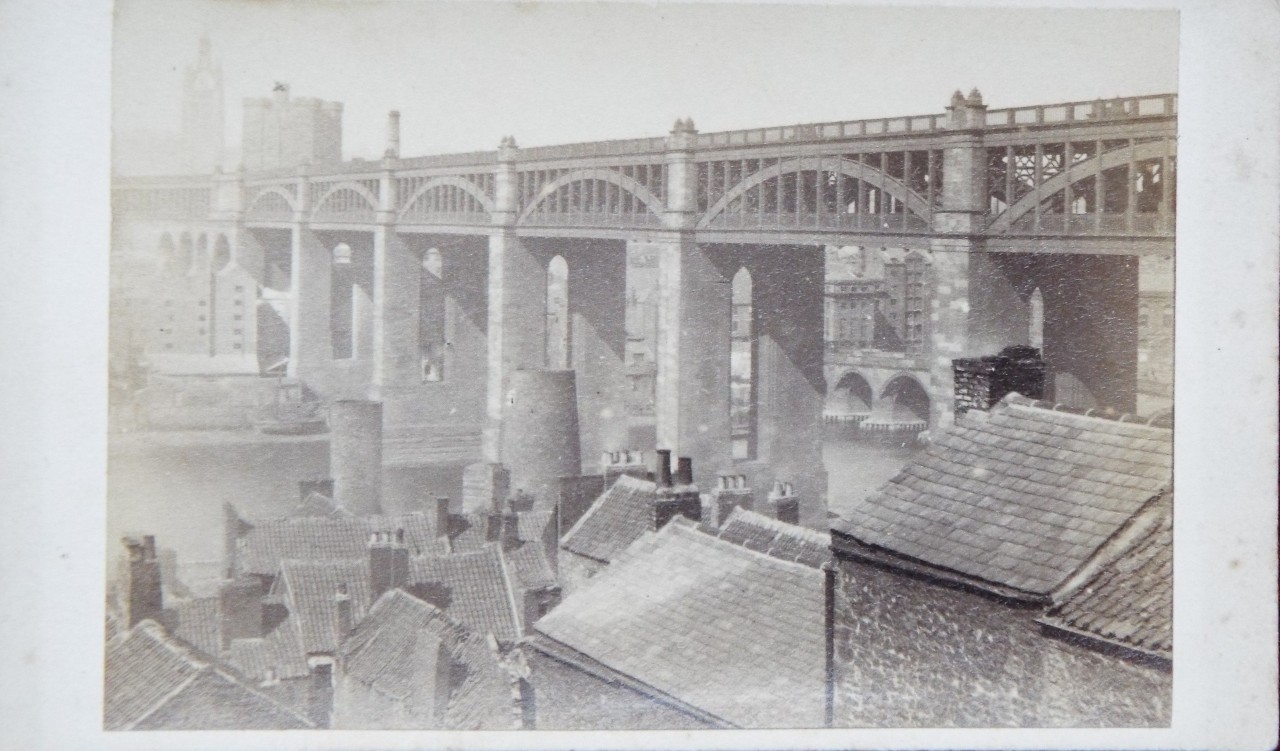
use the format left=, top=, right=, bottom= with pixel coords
left=721, top=507, right=830, bottom=545
left=999, top=393, right=1173, bottom=432
left=668, top=521, right=825, bottom=577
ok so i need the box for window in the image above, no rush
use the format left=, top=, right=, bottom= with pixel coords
left=233, top=314, right=242, bottom=321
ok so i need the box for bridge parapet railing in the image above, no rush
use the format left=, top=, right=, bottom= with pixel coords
left=984, top=94, right=1176, bottom=128
left=517, top=137, right=668, bottom=162
left=696, top=114, right=948, bottom=149
left=397, top=210, right=492, bottom=226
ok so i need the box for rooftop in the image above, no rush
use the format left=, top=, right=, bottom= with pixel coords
left=832, top=393, right=1171, bottom=599
left=1040, top=492, right=1172, bottom=662
left=410, top=547, right=523, bottom=643
left=338, top=589, right=520, bottom=729
left=236, top=511, right=447, bottom=577
left=560, top=474, right=659, bottom=563
left=714, top=507, right=830, bottom=568
left=105, top=620, right=312, bottom=730
left=534, top=518, right=825, bottom=728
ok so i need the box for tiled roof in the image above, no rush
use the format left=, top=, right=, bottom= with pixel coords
left=535, top=519, right=825, bottom=728
left=410, top=547, right=522, bottom=643
left=238, top=513, right=446, bottom=576
left=174, top=596, right=222, bottom=656
left=506, top=541, right=558, bottom=591
left=560, top=474, right=658, bottom=563
left=277, top=558, right=374, bottom=655
left=105, top=620, right=312, bottom=730
left=1040, top=493, right=1172, bottom=660
left=716, top=508, right=830, bottom=568
left=227, top=623, right=310, bottom=681
left=833, top=394, right=1171, bottom=598
left=337, top=589, right=519, bottom=729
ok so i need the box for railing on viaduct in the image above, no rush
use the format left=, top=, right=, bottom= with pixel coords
left=112, top=93, right=1176, bottom=252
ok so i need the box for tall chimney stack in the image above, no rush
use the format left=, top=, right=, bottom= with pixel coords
left=767, top=481, right=801, bottom=526
left=368, top=529, right=409, bottom=600
left=122, top=536, right=163, bottom=627
left=675, top=457, right=694, bottom=486
left=330, top=400, right=383, bottom=516
left=952, top=345, right=1046, bottom=419
left=334, top=582, right=353, bottom=641
left=385, top=110, right=401, bottom=158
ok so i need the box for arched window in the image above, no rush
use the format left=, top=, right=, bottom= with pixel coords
left=1029, top=287, right=1045, bottom=350
left=546, top=255, right=570, bottom=369
left=331, top=243, right=354, bottom=359
left=178, top=233, right=194, bottom=275
left=420, top=248, right=445, bottom=382
left=730, top=267, right=756, bottom=460
left=158, top=233, right=177, bottom=275
left=212, top=235, right=231, bottom=273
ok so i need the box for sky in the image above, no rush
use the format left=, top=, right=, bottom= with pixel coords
left=112, top=1, right=1179, bottom=165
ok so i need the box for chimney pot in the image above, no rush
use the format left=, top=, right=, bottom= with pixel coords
left=656, top=449, right=673, bottom=488
left=676, top=457, right=693, bottom=486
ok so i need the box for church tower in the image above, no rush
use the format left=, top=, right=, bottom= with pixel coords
left=181, top=34, right=225, bottom=173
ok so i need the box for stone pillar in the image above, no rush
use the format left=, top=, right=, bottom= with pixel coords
left=330, top=400, right=383, bottom=516
left=928, top=89, right=989, bottom=429
left=567, top=244, right=629, bottom=469
left=288, top=224, right=331, bottom=387
left=653, top=233, right=732, bottom=490
left=370, top=160, right=419, bottom=400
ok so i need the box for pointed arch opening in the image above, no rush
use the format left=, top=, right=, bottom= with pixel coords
left=546, top=255, right=570, bottom=369
left=331, top=242, right=355, bottom=360
left=730, top=267, right=757, bottom=461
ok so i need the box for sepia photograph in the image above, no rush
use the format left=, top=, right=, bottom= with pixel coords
left=102, top=0, right=1181, bottom=732
left=3, top=0, right=1275, bottom=747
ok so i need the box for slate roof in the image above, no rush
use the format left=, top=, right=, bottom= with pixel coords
left=535, top=518, right=825, bottom=728
left=1040, top=493, right=1172, bottom=660
left=105, top=620, right=312, bottom=730
left=505, top=540, right=558, bottom=591
left=275, top=558, right=374, bottom=655
left=715, top=508, right=831, bottom=568
left=833, top=394, right=1172, bottom=598
left=337, top=589, right=520, bottom=729
left=560, top=474, right=658, bottom=563
left=237, top=513, right=447, bottom=577
left=410, top=547, right=522, bottom=643
left=174, top=596, right=222, bottom=656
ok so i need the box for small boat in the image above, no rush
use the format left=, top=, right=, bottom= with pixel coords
left=254, top=377, right=327, bottom=435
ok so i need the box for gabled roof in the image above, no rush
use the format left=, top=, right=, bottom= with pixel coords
left=173, top=596, right=222, bottom=656
left=410, top=546, right=522, bottom=643
left=832, top=394, right=1171, bottom=599
left=337, top=589, right=520, bottom=729
left=715, top=508, right=830, bottom=568
left=105, top=620, right=312, bottom=730
left=1040, top=492, right=1172, bottom=661
left=276, top=558, right=373, bottom=655
left=534, top=518, right=825, bottom=729
left=237, top=512, right=446, bottom=577
left=505, top=540, right=558, bottom=591
left=560, top=474, right=658, bottom=563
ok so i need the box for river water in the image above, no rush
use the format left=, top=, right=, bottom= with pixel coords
left=108, top=430, right=919, bottom=594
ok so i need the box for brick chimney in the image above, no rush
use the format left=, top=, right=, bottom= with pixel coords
left=766, top=481, right=800, bottom=526
left=218, top=576, right=264, bottom=649
left=368, top=529, right=410, bottom=600
left=653, top=455, right=701, bottom=530
left=122, top=536, right=163, bottom=627
left=952, top=345, right=1047, bottom=418
left=334, top=582, right=353, bottom=641
left=434, top=497, right=451, bottom=540
left=709, top=473, right=754, bottom=529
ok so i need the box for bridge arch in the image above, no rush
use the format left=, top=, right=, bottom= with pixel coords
left=310, top=181, right=379, bottom=222
left=517, top=168, right=665, bottom=224
left=246, top=187, right=298, bottom=216
left=828, top=370, right=874, bottom=415
left=986, top=138, right=1172, bottom=234
left=879, top=373, right=931, bottom=423
left=699, top=156, right=932, bottom=228
left=397, top=176, right=495, bottom=220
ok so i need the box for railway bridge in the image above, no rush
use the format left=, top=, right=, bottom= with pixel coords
left=112, top=90, right=1177, bottom=525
